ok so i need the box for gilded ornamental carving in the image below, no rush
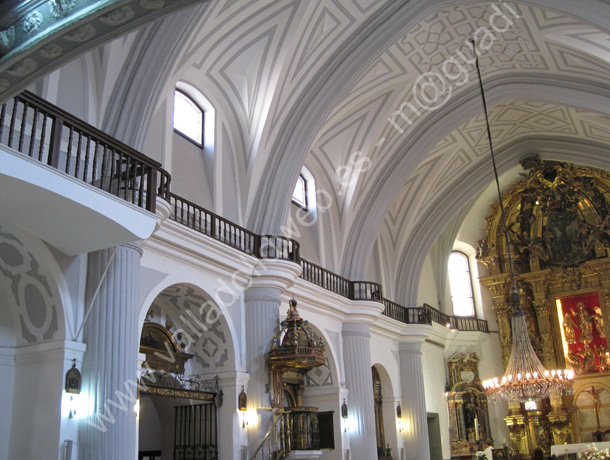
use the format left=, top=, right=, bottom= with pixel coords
left=479, top=160, right=610, bottom=452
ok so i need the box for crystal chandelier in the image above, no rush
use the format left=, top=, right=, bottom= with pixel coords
left=470, top=40, right=574, bottom=403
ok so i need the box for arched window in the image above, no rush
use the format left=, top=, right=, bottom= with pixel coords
left=173, top=89, right=204, bottom=146
left=291, top=167, right=316, bottom=211
left=292, top=174, right=307, bottom=208
left=448, top=251, right=476, bottom=317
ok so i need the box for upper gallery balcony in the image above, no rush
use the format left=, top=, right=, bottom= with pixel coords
left=0, top=91, right=168, bottom=255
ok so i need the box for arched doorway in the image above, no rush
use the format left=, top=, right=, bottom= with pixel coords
left=373, top=366, right=386, bottom=456
left=137, top=283, right=237, bottom=460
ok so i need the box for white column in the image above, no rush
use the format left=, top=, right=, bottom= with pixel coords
left=342, top=322, right=377, bottom=460
left=218, top=371, right=250, bottom=460
left=245, top=284, right=280, bottom=450
left=243, top=260, right=301, bottom=453
left=79, top=242, right=142, bottom=460
left=399, top=326, right=431, bottom=460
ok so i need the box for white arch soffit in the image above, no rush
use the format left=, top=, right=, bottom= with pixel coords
left=339, top=78, right=610, bottom=280
left=395, top=137, right=610, bottom=307
left=0, top=223, right=72, bottom=344
left=245, top=0, right=610, bottom=234
left=138, top=277, right=241, bottom=371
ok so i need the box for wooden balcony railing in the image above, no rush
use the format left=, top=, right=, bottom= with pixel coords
left=422, top=304, right=489, bottom=332
left=0, top=91, right=169, bottom=212
left=168, top=192, right=300, bottom=263
left=383, top=298, right=432, bottom=325
left=299, top=259, right=352, bottom=297
left=0, top=92, right=489, bottom=333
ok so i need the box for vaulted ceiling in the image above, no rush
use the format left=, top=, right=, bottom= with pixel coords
left=5, top=0, right=610, bottom=304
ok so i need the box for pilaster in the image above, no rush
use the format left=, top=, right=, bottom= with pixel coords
left=342, top=321, right=377, bottom=459
left=244, top=259, right=301, bottom=453
left=399, top=324, right=432, bottom=460
left=79, top=242, right=142, bottom=460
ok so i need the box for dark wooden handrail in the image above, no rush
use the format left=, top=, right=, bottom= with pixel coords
left=422, top=303, right=489, bottom=332
left=168, top=192, right=300, bottom=262
left=0, top=91, right=169, bottom=212
left=0, top=91, right=489, bottom=333
left=383, top=298, right=432, bottom=325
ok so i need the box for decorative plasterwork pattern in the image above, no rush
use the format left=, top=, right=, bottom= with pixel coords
left=382, top=102, right=610, bottom=256
left=375, top=102, right=610, bottom=301
left=313, top=2, right=610, bottom=228
left=0, top=226, right=60, bottom=345
left=150, top=284, right=232, bottom=372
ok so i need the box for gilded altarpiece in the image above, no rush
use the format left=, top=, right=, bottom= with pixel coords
left=478, top=160, right=610, bottom=457
left=447, top=352, right=492, bottom=458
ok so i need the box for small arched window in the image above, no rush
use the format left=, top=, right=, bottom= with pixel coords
left=448, top=251, right=476, bottom=317
left=292, top=174, right=308, bottom=209
left=173, top=89, right=204, bottom=146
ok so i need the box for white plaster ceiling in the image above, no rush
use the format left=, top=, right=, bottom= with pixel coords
left=24, top=0, right=610, bottom=303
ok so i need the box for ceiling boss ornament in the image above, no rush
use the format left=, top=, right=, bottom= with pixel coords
left=470, top=39, right=574, bottom=403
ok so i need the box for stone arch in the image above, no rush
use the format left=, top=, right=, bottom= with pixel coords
left=573, top=383, right=610, bottom=442
left=372, top=363, right=399, bottom=455
left=139, top=280, right=239, bottom=376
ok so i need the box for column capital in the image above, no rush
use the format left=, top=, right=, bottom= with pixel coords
left=247, top=259, right=301, bottom=293
left=119, top=240, right=143, bottom=256
left=342, top=321, right=370, bottom=337
left=399, top=324, right=432, bottom=345
left=342, top=300, right=385, bottom=325
left=399, top=339, right=426, bottom=354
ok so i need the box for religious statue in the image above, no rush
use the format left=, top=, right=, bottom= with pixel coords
left=578, top=303, right=594, bottom=344
left=475, top=239, right=489, bottom=259
left=563, top=312, right=578, bottom=344
left=594, top=306, right=606, bottom=340
left=465, top=401, right=476, bottom=428
left=580, top=345, right=597, bottom=374
left=565, top=350, right=580, bottom=372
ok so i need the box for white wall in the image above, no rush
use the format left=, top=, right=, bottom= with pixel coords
left=417, top=255, right=438, bottom=307
left=422, top=338, right=452, bottom=460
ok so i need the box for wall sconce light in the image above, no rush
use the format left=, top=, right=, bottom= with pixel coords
left=341, top=399, right=349, bottom=432
left=396, top=403, right=403, bottom=432
left=238, top=386, right=248, bottom=428
left=65, top=359, right=81, bottom=419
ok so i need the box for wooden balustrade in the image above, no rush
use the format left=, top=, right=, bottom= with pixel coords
left=383, top=298, right=432, bottom=325
left=422, top=303, right=489, bottom=332
left=0, top=91, right=167, bottom=213
left=0, top=91, right=490, bottom=333
left=299, top=259, right=352, bottom=297
left=168, top=193, right=300, bottom=262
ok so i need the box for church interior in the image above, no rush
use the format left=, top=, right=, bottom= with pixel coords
left=2, top=1, right=610, bottom=460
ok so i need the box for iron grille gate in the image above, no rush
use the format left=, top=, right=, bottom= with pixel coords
left=174, top=403, right=218, bottom=460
